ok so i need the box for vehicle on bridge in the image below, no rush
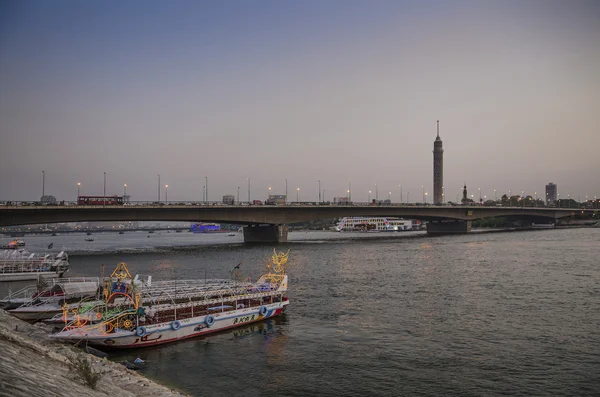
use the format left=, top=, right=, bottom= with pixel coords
left=336, top=217, right=419, bottom=232
left=78, top=196, right=124, bottom=205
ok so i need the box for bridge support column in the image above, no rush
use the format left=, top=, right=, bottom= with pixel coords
left=426, top=220, right=472, bottom=235
left=243, top=224, right=288, bottom=243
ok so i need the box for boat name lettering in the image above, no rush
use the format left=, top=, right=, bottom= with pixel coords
left=233, top=315, right=256, bottom=324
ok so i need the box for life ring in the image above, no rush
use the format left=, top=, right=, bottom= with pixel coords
left=205, top=315, right=215, bottom=327
left=259, top=306, right=268, bottom=316
left=171, top=320, right=182, bottom=330
left=136, top=326, right=147, bottom=337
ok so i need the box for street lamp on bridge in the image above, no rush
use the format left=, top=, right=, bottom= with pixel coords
left=368, top=190, right=371, bottom=202
left=296, top=188, right=300, bottom=203
left=165, top=185, right=168, bottom=203
left=399, top=185, right=402, bottom=204
left=237, top=186, right=240, bottom=204
left=77, top=182, right=81, bottom=201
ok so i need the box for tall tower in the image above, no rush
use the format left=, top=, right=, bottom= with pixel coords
left=433, top=120, right=444, bottom=205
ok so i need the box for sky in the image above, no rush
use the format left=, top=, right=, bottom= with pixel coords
left=1, top=0, right=599, bottom=203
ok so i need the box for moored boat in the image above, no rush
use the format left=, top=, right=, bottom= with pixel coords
left=0, top=250, right=70, bottom=281
left=51, top=250, right=291, bottom=349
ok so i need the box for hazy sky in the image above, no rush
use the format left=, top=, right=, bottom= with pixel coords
left=1, top=0, right=599, bottom=203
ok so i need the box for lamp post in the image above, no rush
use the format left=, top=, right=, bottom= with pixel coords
left=203, top=186, right=205, bottom=202
left=388, top=191, right=391, bottom=202
left=375, top=184, right=378, bottom=201
left=285, top=179, right=288, bottom=203
left=237, top=186, right=240, bottom=204
left=248, top=178, right=251, bottom=202
left=425, top=192, right=428, bottom=204
left=205, top=176, right=208, bottom=203
left=268, top=186, right=272, bottom=200
left=77, top=182, right=81, bottom=201
left=368, top=190, right=371, bottom=202
left=42, top=170, right=45, bottom=199
left=347, top=189, right=350, bottom=203
left=124, top=184, right=127, bottom=203
left=318, top=180, right=321, bottom=203
left=103, top=172, right=106, bottom=206
left=422, top=185, right=424, bottom=204
left=494, top=189, right=497, bottom=202
left=399, top=185, right=402, bottom=204
left=158, top=174, right=161, bottom=203
left=349, top=182, right=352, bottom=203
left=165, top=184, right=168, bottom=203
left=296, top=188, right=300, bottom=203
left=478, top=187, right=481, bottom=204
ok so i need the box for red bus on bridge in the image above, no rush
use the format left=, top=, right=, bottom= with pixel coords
left=77, top=196, right=124, bottom=205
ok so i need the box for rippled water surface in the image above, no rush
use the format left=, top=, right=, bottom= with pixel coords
left=2, top=229, right=599, bottom=396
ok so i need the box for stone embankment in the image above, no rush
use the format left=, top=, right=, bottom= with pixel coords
left=0, top=310, right=187, bottom=397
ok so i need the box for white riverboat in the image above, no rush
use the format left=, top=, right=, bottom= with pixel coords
left=51, top=250, right=291, bottom=349
left=335, top=217, right=419, bottom=232
left=0, top=250, right=70, bottom=281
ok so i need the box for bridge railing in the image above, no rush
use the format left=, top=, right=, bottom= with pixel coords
left=0, top=200, right=593, bottom=210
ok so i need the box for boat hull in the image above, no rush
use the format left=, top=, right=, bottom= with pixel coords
left=52, top=301, right=288, bottom=349
left=0, top=271, right=65, bottom=282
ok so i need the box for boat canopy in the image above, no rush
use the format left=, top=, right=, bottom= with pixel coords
left=49, top=281, right=100, bottom=298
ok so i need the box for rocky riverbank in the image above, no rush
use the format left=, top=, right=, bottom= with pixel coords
left=0, top=310, right=187, bottom=397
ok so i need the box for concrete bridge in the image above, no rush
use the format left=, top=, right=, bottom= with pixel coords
left=0, top=204, right=589, bottom=243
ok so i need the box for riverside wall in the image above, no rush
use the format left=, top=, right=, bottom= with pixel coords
left=0, top=310, right=187, bottom=397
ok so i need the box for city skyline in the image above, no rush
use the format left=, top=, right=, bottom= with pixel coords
left=1, top=1, right=599, bottom=202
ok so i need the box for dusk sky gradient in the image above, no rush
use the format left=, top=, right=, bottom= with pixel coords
left=1, top=0, right=599, bottom=203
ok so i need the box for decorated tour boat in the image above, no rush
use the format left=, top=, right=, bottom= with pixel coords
left=51, top=250, right=290, bottom=349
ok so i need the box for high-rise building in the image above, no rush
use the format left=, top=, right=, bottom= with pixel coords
left=433, top=120, right=444, bottom=205
left=545, top=182, right=557, bottom=204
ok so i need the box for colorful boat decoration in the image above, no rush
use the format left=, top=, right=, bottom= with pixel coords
left=51, top=250, right=290, bottom=349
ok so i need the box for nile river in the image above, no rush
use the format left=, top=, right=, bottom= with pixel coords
left=2, top=229, right=599, bottom=396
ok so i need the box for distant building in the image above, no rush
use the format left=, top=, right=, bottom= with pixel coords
left=222, top=195, right=235, bottom=205
left=433, top=120, right=444, bottom=205
left=545, top=182, right=557, bottom=204
left=265, top=194, right=286, bottom=205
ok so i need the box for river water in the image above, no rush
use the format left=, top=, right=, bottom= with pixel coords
left=2, top=229, right=599, bottom=396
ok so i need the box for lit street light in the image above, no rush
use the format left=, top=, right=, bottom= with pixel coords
left=237, top=186, right=240, bottom=204
left=297, top=188, right=300, bottom=203
left=124, top=184, right=127, bottom=197
left=388, top=192, right=391, bottom=202
left=368, top=190, right=371, bottom=202
left=165, top=185, right=168, bottom=203
left=318, top=180, right=321, bottom=203
left=158, top=174, right=161, bottom=203
left=424, top=192, right=428, bottom=204
left=103, top=172, right=106, bottom=206
left=42, top=170, right=45, bottom=199
left=77, top=182, right=81, bottom=201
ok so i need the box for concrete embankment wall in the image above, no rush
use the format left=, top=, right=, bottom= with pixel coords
left=0, top=310, right=186, bottom=397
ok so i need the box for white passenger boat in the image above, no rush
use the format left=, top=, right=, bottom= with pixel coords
left=335, top=217, right=419, bottom=232
left=0, top=250, right=70, bottom=281
left=51, top=250, right=291, bottom=349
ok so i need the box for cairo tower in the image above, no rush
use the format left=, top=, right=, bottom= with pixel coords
left=433, top=121, right=443, bottom=205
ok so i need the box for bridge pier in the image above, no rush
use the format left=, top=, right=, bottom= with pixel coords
left=426, top=220, right=472, bottom=235
left=243, top=224, right=288, bottom=243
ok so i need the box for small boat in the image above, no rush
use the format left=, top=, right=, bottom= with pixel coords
left=0, top=250, right=70, bottom=281
left=119, top=231, right=125, bottom=235
left=228, top=232, right=236, bottom=236
left=85, top=237, right=94, bottom=242
left=531, top=223, right=555, bottom=229
left=51, top=250, right=291, bottom=349
left=51, top=233, right=57, bottom=236
left=86, top=232, right=92, bottom=236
